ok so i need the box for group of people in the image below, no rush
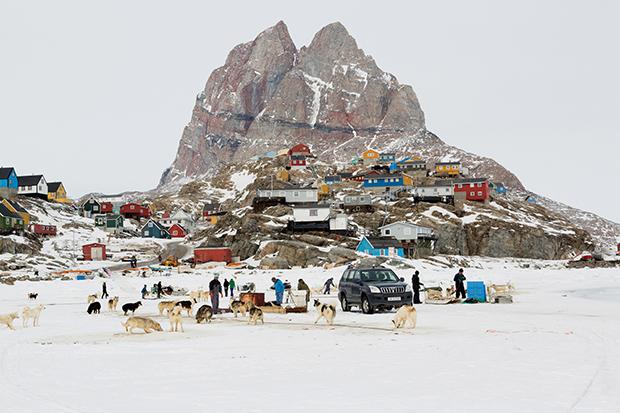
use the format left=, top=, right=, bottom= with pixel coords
left=410, top=268, right=468, bottom=303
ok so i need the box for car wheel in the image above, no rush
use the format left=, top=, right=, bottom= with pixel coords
left=361, top=295, right=374, bottom=314
left=340, top=294, right=351, bottom=312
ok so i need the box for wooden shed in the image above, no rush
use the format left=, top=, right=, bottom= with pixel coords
left=194, top=247, right=232, bottom=264
left=82, top=243, right=106, bottom=261
left=30, top=224, right=57, bottom=236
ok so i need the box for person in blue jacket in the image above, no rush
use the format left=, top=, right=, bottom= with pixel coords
left=271, top=277, right=285, bottom=305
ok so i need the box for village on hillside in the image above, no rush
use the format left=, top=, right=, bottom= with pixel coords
left=1, top=143, right=618, bottom=277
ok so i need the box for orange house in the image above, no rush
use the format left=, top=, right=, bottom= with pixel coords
left=362, top=149, right=380, bottom=163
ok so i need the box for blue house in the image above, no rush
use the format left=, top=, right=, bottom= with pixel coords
left=490, top=182, right=507, bottom=195
left=362, top=174, right=407, bottom=190
left=379, top=153, right=396, bottom=164
left=141, top=219, right=170, bottom=239
left=356, top=236, right=405, bottom=258
left=0, top=167, right=18, bottom=198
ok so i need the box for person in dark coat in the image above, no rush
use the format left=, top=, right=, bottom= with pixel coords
left=323, top=278, right=336, bottom=295
left=298, top=279, right=311, bottom=303
left=102, top=282, right=109, bottom=299
left=411, top=271, right=423, bottom=304
left=209, top=276, right=223, bottom=314
left=454, top=268, right=467, bottom=299
left=223, top=279, right=230, bottom=297
left=157, top=281, right=163, bottom=299
left=141, top=285, right=148, bottom=299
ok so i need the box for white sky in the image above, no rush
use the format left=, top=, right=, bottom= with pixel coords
left=1, top=1, right=618, bottom=223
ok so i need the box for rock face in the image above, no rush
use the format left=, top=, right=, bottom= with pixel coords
left=160, top=21, right=523, bottom=190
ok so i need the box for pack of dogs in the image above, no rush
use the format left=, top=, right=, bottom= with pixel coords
left=3, top=283, right=424, bottom=335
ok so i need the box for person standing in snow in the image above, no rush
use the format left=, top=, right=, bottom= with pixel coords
left=223, top=278, right=229, bottom=297
left=229, top=277, right=236, bottom=298
left=209, top=276, right=223, bottom=314
left=453, top=268, right=467, bottom=299
left=141, top=285, right=148, bottom=299
left=298, top=279, right=311, bottom=303
left=323, top=278, right=336, bottom=295
left=157, top=281, right=163, bottom=299
left=102, top=282, right=109, bottom=299
left=411, top=271, right=423, bottom=304
left=271, top=277, right=285, bottom=305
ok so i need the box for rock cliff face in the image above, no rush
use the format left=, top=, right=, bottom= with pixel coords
left=160, top=21, right=523, bottom=190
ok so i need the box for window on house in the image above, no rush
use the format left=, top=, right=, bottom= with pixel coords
left=309, top=209, right=318, bottom=217
left=470, top=192, right=475, bottom=196
left=385, top=229, right=391, bottom=235
left=293, top=191, right=299, bottom=197
left=478, top=192, right=483, bottom=196
left=477, top=183, right=482, bottom=187
left=458, top=184, right=463, bottom=189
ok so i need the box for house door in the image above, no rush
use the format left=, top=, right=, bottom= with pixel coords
left=92, top=247, right=103, bottom=261
left=388, top=247, right=395, bottom=257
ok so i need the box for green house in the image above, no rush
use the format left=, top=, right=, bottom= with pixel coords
left=0, top=201, right=25, bottom=234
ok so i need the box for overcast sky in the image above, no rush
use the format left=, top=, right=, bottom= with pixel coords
left=1, top=0, right=618, bottom=222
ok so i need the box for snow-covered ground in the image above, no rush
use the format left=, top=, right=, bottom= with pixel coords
left=1, top=263, right=619, bottom=412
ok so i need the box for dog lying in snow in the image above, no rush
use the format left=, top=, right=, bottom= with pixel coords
left=87, top=302, right=101, bottom=314
left=22, top=305, right=45, bottom=327
left=392, top=305, right=417, bottom=329
left=122, top=301, right=142, bottom=316
left=28, top=292, right=38, bottom=300
left=195, top=305, right=213, bottom=324
left=121, top=316, right=162, bottom=334
left=108, top=296, right=119, bottom=312
left=87, top=294, right=99, bottom=304
left=0, top=312, right=19, bottom=330
left=168, top=306, right=184, bottom=332
left=230, top=299, right=254, bottom=317
left=248, top=307, right=264, bottom=325
left=313, top=299, right=336, bottom=325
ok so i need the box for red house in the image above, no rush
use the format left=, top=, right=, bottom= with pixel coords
left=120, top=203, right=151, bottom=219
left=82, top=243, right=107, bottom=261
left=30, top=224, right=57, bottom=236
left=289, top=155, right=307, bottom=169
left=101, top=202, right=113, bottom=213
left=194, top=247, right=232, bottom=264
left=168, top=224, right=187, bottom=238
left=288, top=143, right=312, bottom=157
left=454, top=178, right=490, bottom=201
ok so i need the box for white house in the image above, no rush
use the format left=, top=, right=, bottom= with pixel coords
left=17, top=175, right=48, bottom=198
left=414, top=182, right=454, bottom=199
left=161, top=210, right=195, bottom=231
left=290, top=204, right=349, bottom=232
left=379, top=221, right=434, bottom=243
left=257, top=186, right=318, bottom=203
left=292, top=204, right=331, bottom=222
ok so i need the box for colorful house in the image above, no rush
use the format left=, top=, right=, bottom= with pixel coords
left=81, top=196, right=102, bottom=217
left=0, top=202, right=24, bottom=234
left=194, top=247, right=232, bottom=264
left=47, top=182, right=69, bottom=203
left=17, top=175, right=48, bottom=199
left=120, top=203, right=151, bottom=220
left=101, top=202, right=114, bottom=213
left=325, top=175, right=342, bottom=185
left=2, top=198, right=30, bottom=225
left=161, top=210, right=195, bottom=231
left=105, top=214, right=124, bottom=233
left=289, top=155, right=307, bottom=170
left=203, top=203, right=221, bottom=218
left=414, top=182, right=455, bottom=203
left=489, top=182, right=507, bottom=195
left=361, top=149, right=380, bottom=164
left=435, top=161, right=461, bottom=177
left=30, top=224, right=57, bottom=236
left=288, top=143, right=312, bottom=157
left=0, top=167, right=18, bottom=199
left=168, top=223, right=187, bottom=238
left=356, top=236, right=405, bottom=258
left=140, top=219, right=170, bottom=239
left=82, top=243, right=106, bottom=261
left=362, top=174, right=413, bottom=191
left=379, top=153, right=396, bottom=164
left=453, top=178, right=490, bottom=202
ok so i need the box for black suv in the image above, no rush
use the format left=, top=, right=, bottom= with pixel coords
left=338, top=266, right=412, bottom=314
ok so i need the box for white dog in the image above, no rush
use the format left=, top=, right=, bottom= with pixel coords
left=22, top=305, right=45, bottom=327
left=313, top=299, right=336, bottom=325
left=169, top=306, right=184, bottom=333
left=87, top=294, right=99, bottom=304
left=0, top=312, right=19, bottom=330
left=392, top=305, right=417, bottom=329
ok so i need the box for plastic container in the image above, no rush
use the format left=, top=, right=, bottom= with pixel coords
left=467, top=281, right=487, bottom=302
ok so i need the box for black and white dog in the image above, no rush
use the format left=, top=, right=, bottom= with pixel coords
left=313, top=299, right=336, bottom=325
left=87, top=302, right=101, bottom=314
left=122, top=301, right=142, bottom=316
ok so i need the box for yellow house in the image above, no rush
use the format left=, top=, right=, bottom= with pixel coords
left=402, top=174, right=414, bottom=186
left=2, top=198, right=30, bottom=225
left=361, top=149, right=380, bottom=163
left=435, top=162, right=461, bottom=176
left=318, top=182, right=330, bottom=195
left=47, top=182, right=70, bottom=203
left=276, top=168, right=289, bottom=182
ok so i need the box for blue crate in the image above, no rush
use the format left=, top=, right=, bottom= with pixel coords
left=467, top=281, right=487, bottom=302
left=76, top=275, right=86, bottom=281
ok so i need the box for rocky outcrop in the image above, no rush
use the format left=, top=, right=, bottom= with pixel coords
left=159, top=21, right=524, bottom=190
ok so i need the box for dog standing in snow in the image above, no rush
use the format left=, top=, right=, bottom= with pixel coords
left=0, top=312, right=19, bottom=330
left=87, top=294, right=99, bottom=304
left=392, top=305, right=417, bottom=329
left=169, top=306, right=184, bottom=332
left=122, top=317, right=163, bottom=334
left=107, top=296, right=119, bottom=312
left=313, top=299, right=336, bottom=325
left=22, top=305, right=45, bottom=327
left=28, top=293, right=38, bottom=300
left=248, top=307, right=264, bottom=325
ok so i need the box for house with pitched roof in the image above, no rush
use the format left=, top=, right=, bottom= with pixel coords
left=17, top=175, right=48, bottom=199
left=141, top=219, right=170, bottom=239
left=2, top=198, right=30, bottom=225
left=0, top=167, right=18, bottom=199
left=0, top=202, right=24, bottom=234
left=47, top=182, right=69, bottom=203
